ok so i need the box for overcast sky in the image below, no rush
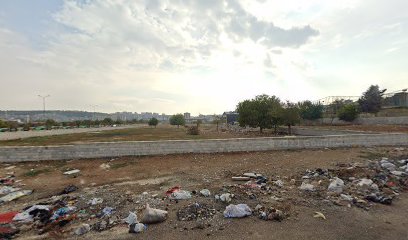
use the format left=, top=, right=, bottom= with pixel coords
left=0, top=0, right=407, bottom=114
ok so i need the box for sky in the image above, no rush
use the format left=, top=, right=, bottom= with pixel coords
left=0, top=0, right=407, bottom=115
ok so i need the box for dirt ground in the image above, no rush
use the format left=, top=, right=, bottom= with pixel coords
left=1, top=147, right=408, bottom=239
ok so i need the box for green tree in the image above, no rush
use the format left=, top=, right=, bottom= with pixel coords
left=0, top=119, right=8, bottom=128
left=281, top=102, right=301, bottom=135
left=102, top=118, right=114, bottom=126
left=358, top=85, right=386, bottom=114
left=148, top=117, right=159, bottom=128
left=45, top=119, right=57, bottom=130
left=298, top=101, right=323, bottom=120
left=236, top=94, right=282, bottom=133
left=169, top=114, right=185, bottom=128
left=338, top=104, right=359, bottom=122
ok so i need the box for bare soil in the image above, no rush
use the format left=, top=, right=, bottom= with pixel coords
left=1, top=146, right=408, bottom=239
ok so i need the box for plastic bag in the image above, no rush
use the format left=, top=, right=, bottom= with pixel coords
left=124, top=211, right=138, bottom=225
left=328, top=177, right=344, bottom=193
left=223, top=204, right=252, bottom=218
left=129, top=223, right=147, bottom=233
left=140, top=204, right=167, bottom=224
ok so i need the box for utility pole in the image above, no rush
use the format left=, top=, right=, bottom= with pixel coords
left=38, top=95, right=50, bottom=120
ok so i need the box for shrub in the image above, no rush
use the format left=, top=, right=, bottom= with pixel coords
left=338, top=104, right=359, bottom=122
left=187, top=126, right=200, bottom=135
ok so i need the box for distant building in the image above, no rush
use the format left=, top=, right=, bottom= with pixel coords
left=384, top=92, right=408, bottom=108
left=184, top=112, right=191, bottom=119
left=222, top=111, right=239, bottom=124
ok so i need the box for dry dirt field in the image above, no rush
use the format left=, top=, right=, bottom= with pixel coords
left=1, top=147, right=407, bottom=239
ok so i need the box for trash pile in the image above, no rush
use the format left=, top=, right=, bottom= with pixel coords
left=0, top=155, right=407, bottom=238
left=298, top=157, right=408, bottom=209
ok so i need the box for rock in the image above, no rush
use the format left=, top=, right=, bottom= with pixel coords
left=328, top=177, right=344, bottom=194
left=254, top=204, right=263, bottom=211
left=74, top=224, right=90, bottom=236
left=299, top=182, right=315, bottom=191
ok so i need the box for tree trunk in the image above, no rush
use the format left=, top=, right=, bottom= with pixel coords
left=288, top=125, right=291, bottom=135
left=260, top=127, right=263, bottom=133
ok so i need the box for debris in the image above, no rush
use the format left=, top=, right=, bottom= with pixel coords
left=166, top=186, right=192, bottom=200
left=13, top=205, right=50, bottom=222
left=140, top=204, right=168, bottom=224
left=177, top=202, right=216, bottom=221
left=391, top=171, right=406, bottom=176
left=63, top=169, right=81, bottom=175
left=101, top=207, right=114, bottom=217
left=366, top=194, right=393, bottom=205
left=243, top=173, right=258, bottom=178
left=223, top=204, right=252, bottom=218
left=4, top=166, right=16, bottom=170
left=219, top=193, right=233, bottom=203
left=299, top=182, right=315, bottom=191
left=200, top=189, right=211, bottom=197
left=274, top=180, right=284, bottom=188
left=88, top=198, right=104, bottom=205
left=313, top=212, right=326, bottom=220
left=0, top=212, right=18, bottom=224
left=0, top=226, right=19, bottom=239
left=124, top=212, right=138, bottom=225
left=328, top=177, right=344, bottom=194
left=129, top=223, right=147, bottom=233
left=0, top=190, right=32, bottom=204
left=74, top=223, right=91, bottom=236
left=100, top=163, right=111, bottom=170
left=340, top=194, right=353, bottom=202
left=60, top=185, right=78, bottom=195
left=0, top=186, right=21, bottom=195
left=51, top=206, right=76, bottom=221
left=232, top=176, right=250, bottom=181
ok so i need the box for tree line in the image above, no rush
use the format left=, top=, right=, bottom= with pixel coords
left=236, top=85, right=387, bottom=133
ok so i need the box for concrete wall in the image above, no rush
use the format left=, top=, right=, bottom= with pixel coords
left=317, top=116, right=408, bottom=125
left=1, top=133, right=408, bottom=162
left=282, top=127, right=371, bottom=136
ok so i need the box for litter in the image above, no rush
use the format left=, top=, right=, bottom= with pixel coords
left=223, top=204, right=252, bottom=218
left=0, top=190, right=32, bottom=204
left=124, top=211, right=138, bottom=225
left=101, top=207, right=114, bottom=217
left=140, top=204, right=167, bottom=224
left=60, top=185, right=78, bottom=195
left=200, top=189, right=211, bottom=197
left=88, top=198, right=103, bottom=205
left=0, top=186, right=20, bottom=195
left=0, top=212, right=18, bottom=224
left=74, top=223, right=91, bottom=235
left=299, top=182, right=315, bottom=191
left=63, top=169, right=80, bottom=175
left=274, top=180, right=284, bottom=188
left=100, top=163, right=111, bottom=170
left=13, top=205, right=50, bottom=222
left=219, top=193, right=232, bottom=203
left=313, top=212, right=326, bottom=220
left=232, top=177, right=250, bottom=181
left=365, top=194, right=393, bottom=205
left=169, top=190, right=192, bottom=200
left=51, top=206, right=76, bottom=221
left=328, top=177, right=344, bottom=194
left=129, top=223, right=147, bottom=233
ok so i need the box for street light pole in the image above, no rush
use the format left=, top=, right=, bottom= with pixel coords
left=38, top=95, right=50, bottom=120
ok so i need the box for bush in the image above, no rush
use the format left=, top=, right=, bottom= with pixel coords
left=148, top=118, right=159, bottom=127
left=187, top=126, right=200, bottom=135
left=338, top=104, right=359, bottom=122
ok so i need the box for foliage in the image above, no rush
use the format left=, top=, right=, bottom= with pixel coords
left=358, top=85, right=386, bottom=114
left=187, top=125, right=200, bottom=135
left=236, top=94, right=282, bottom=133
left=0, top=119, right=9, bottom=128
left=169, top=114, right=186, bottom=128
left=102, top=118, right=114, bottom=126
left=148, top=117, right=159, bottom=127
left=281, top=102, right=301, bottom=134
left=298, top=101, right=323, bottom=120
left=338, top=104, right=359, bottom=122
left=45, top=119, right=58, bottom=130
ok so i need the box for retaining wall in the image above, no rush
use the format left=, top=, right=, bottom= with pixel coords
left=1, top=133, right=408, bottom=162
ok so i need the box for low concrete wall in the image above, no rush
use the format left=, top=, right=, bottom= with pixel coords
left=318, top=116, right=408, bottom=125
left=285, top=127, right=371, bottom=136
left=1, top=133, right=408, bottom=162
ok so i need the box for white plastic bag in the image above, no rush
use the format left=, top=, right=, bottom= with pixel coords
left=140, top=204, right=168, bottom=224
left=223, top=204, right=252, bottom=218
